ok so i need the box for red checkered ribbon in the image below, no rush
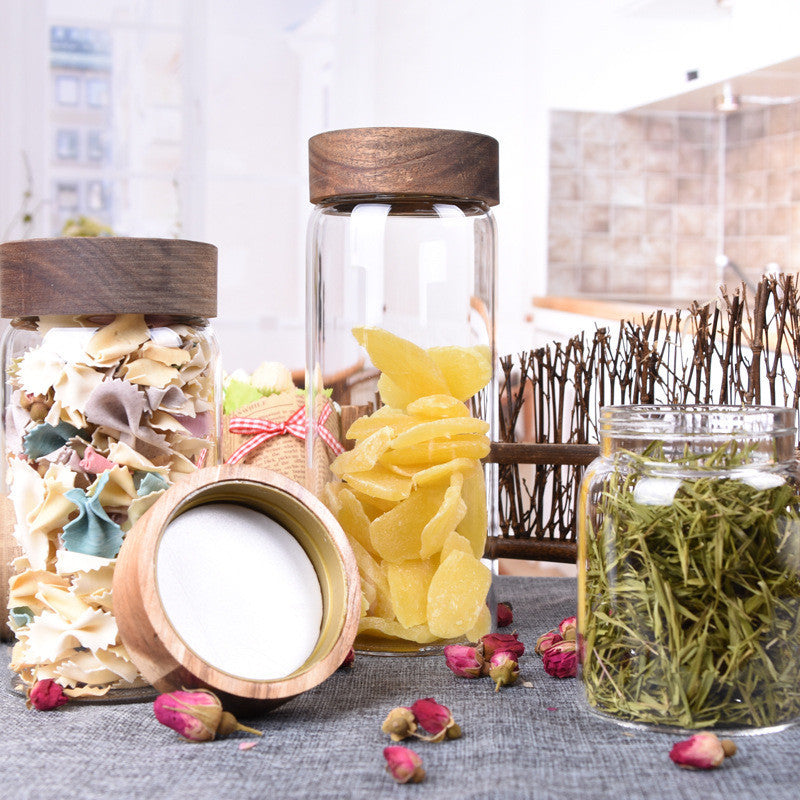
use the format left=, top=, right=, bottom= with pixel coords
left=225, top=402, right=344, bottom=465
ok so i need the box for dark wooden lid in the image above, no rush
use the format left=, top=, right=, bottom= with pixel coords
left=309, top=127, right=499, bottom=206
left=0, top=237, right=217, bottom=318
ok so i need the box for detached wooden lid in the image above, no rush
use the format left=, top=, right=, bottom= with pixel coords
left=309, top=127, right=499, bottom=206
left=0, top=237, right=217, bottom=318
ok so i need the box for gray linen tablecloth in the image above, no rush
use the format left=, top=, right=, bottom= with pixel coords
left=2, top=576, right=798, bottom=800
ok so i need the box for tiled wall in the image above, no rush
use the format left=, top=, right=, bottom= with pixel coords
left=548, top=103, right=800, bottom=303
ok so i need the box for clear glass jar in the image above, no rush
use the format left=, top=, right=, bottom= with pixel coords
left=0, top=238, right=220, bottom=700
left=306, top=127, right=498, bottom=653
left=578, top=405, right=800, bottom=733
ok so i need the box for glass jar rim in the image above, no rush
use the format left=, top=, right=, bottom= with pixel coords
left=598, top=404, right=797, bottom=440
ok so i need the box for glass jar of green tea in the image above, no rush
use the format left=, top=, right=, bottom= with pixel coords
left=578, top=405, right=800, bottom=734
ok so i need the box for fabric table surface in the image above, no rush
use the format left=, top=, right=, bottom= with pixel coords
left=2, top=576, right=798, bottom=800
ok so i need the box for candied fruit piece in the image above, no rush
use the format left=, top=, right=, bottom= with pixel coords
left=346, top=406, right=413, bottom=441
left=348, top=487, right=395, bottom=518
left=370, top=484, right=446, bottom=562
left=350, top=536, right=393, bottom=619
left=386, top=560, right=436, bottom=628
left=378, top=373, right=417, bottom=410
left=407, top=394, right=470, bottom=420
left=427, top=344, right=492, bottom=401
left=466, top=603, right=491, bottom=642
left=379, top=437, right=490, bottom=466
left=419, top=473, right=466, bottom=558
left=427, top=550, right=492, bottom=639
left=343, top=465, right=412, bottom=503
left=334, top=486, right=376, bottom=556
left=357, top=616, right=438, bottom=645
left=352, top=326, right=450, bottom=400
left=322, top=481, right=342, bottom=515
left=440, top=530, right=474, bottom=562
left=390, top=417, right=489, bottom=450
left=457, top=462, right=488, bottom=558
left=331, top=426, right=394, bottom=477
left=412, top=457, right=476, bottom=488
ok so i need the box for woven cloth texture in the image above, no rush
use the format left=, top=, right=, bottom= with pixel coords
left=2, top=576, right=798, bottom=800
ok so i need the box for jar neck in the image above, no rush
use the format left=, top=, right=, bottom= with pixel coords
left=599, top=405, right=797, bottom=465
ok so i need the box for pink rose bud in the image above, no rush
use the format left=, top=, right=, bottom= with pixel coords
left=381, top=706, right=417, bottom=741
left=26, top=679, right=69, bottom=711
left=488, top=651, right=520, bottom=692
left=443, top=644, right=484, bottom=678
left=534, top=630, right=563, bottom=656
left=669, top=733, right=730, bottom=770
left=559, top=616, right=577, bottom=640
left=384, top=746, right=425, bottom=784
left=480, top=632, right=525, bottom=660
left=497, top=601, right=513, bottom=628
left=542, top=640, right=577, bottom=678
left=153, top=689, right=263, bottom=742
left=410, top=697, right=454, bottom=736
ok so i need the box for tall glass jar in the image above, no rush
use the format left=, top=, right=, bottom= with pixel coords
left=306, top=127, right=498, bottom=653
left=0, top=237, right=220, bottom=699
left=578, top=405, right=800, bottom=733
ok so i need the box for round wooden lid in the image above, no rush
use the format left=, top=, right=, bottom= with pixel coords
left=0, top=237, right=217, bottom=318
left=309, top=127, right=499, bottom=206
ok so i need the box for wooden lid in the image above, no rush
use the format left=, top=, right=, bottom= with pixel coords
left=309, top=127, right=499, bottom=206
left=113, top=465, right=360, bottom=711
left=0, top=237, right=217, bottom=318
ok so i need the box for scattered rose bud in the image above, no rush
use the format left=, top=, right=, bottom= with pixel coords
left=480, top=632, right=525, bottom=660
left=542, top=639, right=577, bottom=678
left=534, top=630, right=563, bottom=656
left=384, top=746, right=425, bottom=784
left=153, top=689, right=263, bottom=742
left=443, top=643, right=484, bottom=678
left=559, top=616, right=577, bottom=641
left=497, top=601, right=513, bottom=628
left=382, top=706, right=417, bottom=741
left=721, top=739, right=737, bottom=758
left=488, top=651, right=519, bottom=692
left=409, top=697, right=459, bottom=742
left=669, top=732, right=731, bottom=770
left=26, top=679, right=69, bottom=711
left=339, top=648, right=355, bottom=669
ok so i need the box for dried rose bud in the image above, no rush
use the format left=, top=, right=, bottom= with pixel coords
left=26, top=679, right=69, bottom=711
left=339, top=648, right=355, bottom=669
left=721, top=739, right=737, bottom=758
left=410, top=697, right=458, bottom=742
left=497, top=601, right=513, bottom=628
left=443, top=643, right=484, bottom=678
left=384, top=746, right=425, bottom=784
left=480, top=632, right=525, bottom=660
left=488, top=651, right=519, bottom=692
left=542, top=640, right=577, bottom=678
left=381, top=706, right=417, bottom=741
left=669, top=732, right=728, bottom=770
left=534, top=630, right=563, bottom=656
left=559, top=615, right=577, bottom=641
left=153, top=689, right=263, bottom=742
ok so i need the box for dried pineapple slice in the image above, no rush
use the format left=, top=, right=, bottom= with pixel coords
left=427, top=550, right=492, bottom=639
left=466, top=603, right=492, bottom=642
left=419, top=473, right=466, bottom=558
left=357, top=616, right=438, bottom=645
left=346, top=406, right=414, bottom=441
left=412, top=457, right=476, bottom=488
left=379, top=436, right=490, bottom=466
left=331, top=426, right=394, bottom=477
left=335, top=486, right=377, bottom=556
left=369, top=484, right=446, bottom=562
left=377, top=373, right=418, bottom=410
left=427, top=344, right=492, bottom=401
left=343, top=465, right=412, bottom=503
left=440, top=530, right=474, bottom=562
left=407, top=394, right=470, bottom=420
left=456, top=462, right=488, bottom=558
left=390, top=417, right=489, bottom=450
left=386, top=560, right=436, bottom=628
left=353, top=326, right=450, bottom=400
left=350, top=536, right=393, bottom=619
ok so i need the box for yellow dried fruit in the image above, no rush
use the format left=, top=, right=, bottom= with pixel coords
left=427, top=344, right=492, bottom=401
left=457, top=462, right=488, bottom=558
left=343, top=465, right=413, bottom=503
left=412, top=458, right=475, bottom=488
left=377, top=373, right=418, bottom=410
left=466, top=603, right=492, bottom=642
left=350, top=536, right=393, bottom=619
left=419, top=473, right=466, bottom=558
left=358, top=616, right=438, bottom=645
left=390, top=417, right=489, bottom=450
left=406, top=394, right=470, bottom=420
left=440, top=530, right=474, bottom=562
left=386, top=560, right=436, bottom=628
left=335, top=486, right=376, bottom=556
left=379, top=437, right=490, bottom=466
left=369, top=484, right=447, bottom=562
left=346, top=406, right=414, bottom=441
left=331, top=426, right=394, bottom=477
left=352, top=326, right=450, bottom=401
left=427, top=550, right=492, bottom=639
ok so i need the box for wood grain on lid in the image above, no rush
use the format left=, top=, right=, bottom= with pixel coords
left=309, top=127, right=499, bottom=206
left=0, top=238, right=217, bottom=318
